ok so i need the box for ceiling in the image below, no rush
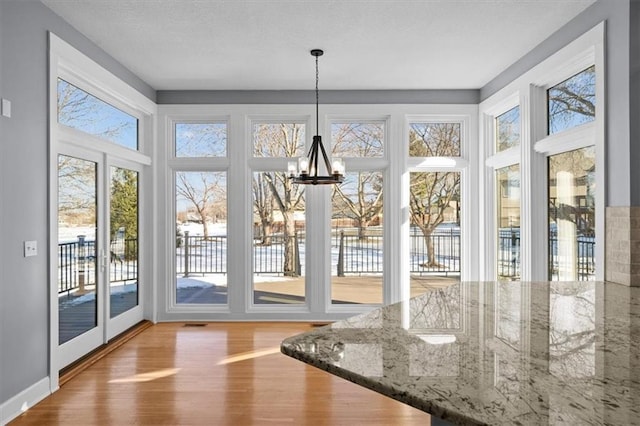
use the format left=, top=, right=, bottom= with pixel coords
left=41, top=0, right=596, bottom=91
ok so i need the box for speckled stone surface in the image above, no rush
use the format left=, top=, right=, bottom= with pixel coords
left=281, top=281, right=640, bottom=425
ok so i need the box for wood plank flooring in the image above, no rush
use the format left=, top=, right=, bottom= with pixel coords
left=10, top=323, right=432, bottom=425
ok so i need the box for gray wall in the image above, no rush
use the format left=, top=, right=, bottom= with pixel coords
left=157, top=89, right=480, bottom=104
left=482, top=0, right=632, bottom=207
left=0, top=0, right=154, bottom=406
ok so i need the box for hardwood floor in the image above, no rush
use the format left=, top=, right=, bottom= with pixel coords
left=11, top=323, right=431, bottom=425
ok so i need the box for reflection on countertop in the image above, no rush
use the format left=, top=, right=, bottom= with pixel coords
left=281, top=281, right=640, bottom=425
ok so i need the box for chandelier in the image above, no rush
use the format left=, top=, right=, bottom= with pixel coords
left=288, top=49, right=345, bottom=185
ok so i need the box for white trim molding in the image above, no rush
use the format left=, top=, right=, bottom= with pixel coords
left=1, top=377, right=51, bottom=425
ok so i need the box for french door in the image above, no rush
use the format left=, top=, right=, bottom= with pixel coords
left=56, top=146, right=143, bottom=370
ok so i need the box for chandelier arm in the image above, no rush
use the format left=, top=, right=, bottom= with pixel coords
left=317, top=137, right=332, bottom=175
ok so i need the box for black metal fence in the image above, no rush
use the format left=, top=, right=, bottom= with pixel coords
left=58, top=238, right=138, bottom=295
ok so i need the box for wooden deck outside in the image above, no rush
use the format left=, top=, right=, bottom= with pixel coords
left=59, top=276, right=458, bottom=343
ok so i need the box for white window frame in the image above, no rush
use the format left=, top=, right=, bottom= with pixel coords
left=157, top=104, right=477, bottom=321
left=480, top=22, right=605, bottom=282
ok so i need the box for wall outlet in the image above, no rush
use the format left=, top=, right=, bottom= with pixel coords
left=2, top=98, right=11, bottom=118
left=24, top=240, right=37, bottom=257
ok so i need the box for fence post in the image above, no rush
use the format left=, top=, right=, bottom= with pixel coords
left=77, top=235, right=86, bottom=294
left=294, top=232, right=301, bottom=276
left=337, top=231, right=345, bottom=277
left=183, top=231, right=190, bottom=277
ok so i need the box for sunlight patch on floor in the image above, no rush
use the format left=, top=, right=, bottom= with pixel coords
left=108, top=368, right=181, bottom=383
left=217, top=347, right=281, bottom=365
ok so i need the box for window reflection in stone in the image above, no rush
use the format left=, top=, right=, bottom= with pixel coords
left=409, top=283, right=460, bottom=330
left=494, top=354, right=520, bottom=400
left=496, top=282, right=521, bottom=347
left=549, top=282, right=596, bottom=379
left=335, top=344, right=383, bottom=377
left=409, top=340, right=459, bottom=377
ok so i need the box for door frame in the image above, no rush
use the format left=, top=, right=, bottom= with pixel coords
left=48, top=32, right=155, bottom=392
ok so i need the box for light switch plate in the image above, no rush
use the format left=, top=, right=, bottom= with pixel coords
left=2, top=99, right=11, bottom=118
left=24, top=240, right=37, bottom=257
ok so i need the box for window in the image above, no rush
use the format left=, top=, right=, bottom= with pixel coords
left=253, top=123, right=305, bottom=157
left=547, top=66, right=595, bottom=135
left=175, top=122, right=226, bottom=157
left=175, top=171, right=228, bottom=304
left=57, top=78, right=138, bottom=150
left=252, top=171, right=306, bottom=305
left=331, top=122, right=384, bottom=158
left=408, top=120, right=463, bottom=293
left=496, top=165, right=520, bottom=280
left=331, top=171, right=383, bottom=304
left=496, top=107, right=520, bottom=152
left=548, top=147, right=595, bottom=281
left=251, top=121, right=307, bottom=304
left=409, top=123, right=460, bottom=157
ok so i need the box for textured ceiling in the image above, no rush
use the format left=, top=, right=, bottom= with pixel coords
left=41, top=0, right=596, bottom=91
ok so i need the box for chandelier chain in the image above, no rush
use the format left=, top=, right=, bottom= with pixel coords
left=315, top=53, right=319, bottom=136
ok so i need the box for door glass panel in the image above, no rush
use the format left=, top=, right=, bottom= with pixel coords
left=57, top=79, right=138, bottom=150
left=496, top=165, right=520, bottom=280
left=331, top=171, right=383, bottom=304
left=110, top=167, right=139, bottom=317
left=548, top=147, right=596, bottom=281
left=58, top=155, right=98, bottom=344
left=176, top=171, right=228, bottom=304
left=252, top=171, right=305, bottom=304
left=409, top=172, right=461, bottom=295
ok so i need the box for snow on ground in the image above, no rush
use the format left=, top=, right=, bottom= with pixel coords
left=59, top=282, right=137, bottom=307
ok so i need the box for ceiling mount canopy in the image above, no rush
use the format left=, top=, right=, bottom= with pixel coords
left=288, top=49, right=344, bottom=185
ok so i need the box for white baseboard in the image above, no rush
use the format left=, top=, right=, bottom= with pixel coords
left=1, top=377, right=51, bottom=426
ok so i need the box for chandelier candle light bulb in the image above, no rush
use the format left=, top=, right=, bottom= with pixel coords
left=332, top=158, right=345, bottom=176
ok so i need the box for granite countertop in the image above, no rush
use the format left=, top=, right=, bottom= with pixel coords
left=281, top=281, right=640, bottom=425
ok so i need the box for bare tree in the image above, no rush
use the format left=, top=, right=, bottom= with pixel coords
left=58, top=156, right=96, bottom=225
left=548, top=65, right=595, bottom=132
left=331, top=123, right=384, bottom=240
left=332, top=172, right=383, bottom=240
left=409, top=123, right=460, bottom=269
left=176, top=172, right=225, bottom=238
left=253, top=123, right=305, bottom=276
left=252, top=173, right=274, bottom=245
left=57, top=79, right=135, bottom=143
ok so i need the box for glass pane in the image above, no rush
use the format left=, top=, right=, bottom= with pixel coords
left=58, top=155, right=98, bottom=345
left=253, top=123, right=305, bottom=157
left=409, top=172, right=461, bottom=294
left=331, top=122, right=384, bottom=158
left=57, top=79, right=138, bottom=150
left=175, top=123, right=226, bottom=157
left=252, top=171, right=305, bottom=304
left=548, top=66, right=596, bottom=135
left=331, top=172, right=383, bottom=304
left=496, top=165, right=520, bottom=280
left=409, top=123, right=460, bottom=157
left=496, top=107, right=520, bottom=152
left=548, top=146, right=596, bottom=281
left=110, top=167, right=139, bottom=318
left=175, top=172, right=228, bottom=304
